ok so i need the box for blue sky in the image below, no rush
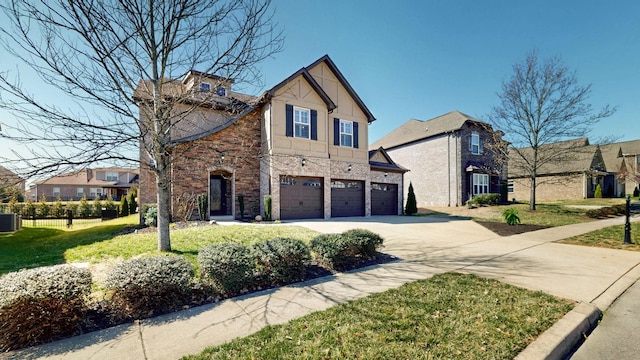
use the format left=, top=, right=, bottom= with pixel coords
left=1, top=0, right=638, bottom=167
left=260, top=0, right=640, bottom=144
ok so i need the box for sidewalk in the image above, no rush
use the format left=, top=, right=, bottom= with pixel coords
left=4, top=215, right=640, bottom=360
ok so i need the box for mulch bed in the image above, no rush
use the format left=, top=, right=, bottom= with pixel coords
left=474, top=221, right=549, bottom=236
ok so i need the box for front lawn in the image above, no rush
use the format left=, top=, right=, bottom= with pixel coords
left=184, top=273, right=574, bottom=360
left=557, top=222, right=640, bottom=250
left=0, top=217, right=319, bottom=275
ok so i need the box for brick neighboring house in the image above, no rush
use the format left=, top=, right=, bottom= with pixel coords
left=0, top=165, right=25, bottom=199
left=370, top=111, right=507, bottom=208
left=28, top=167, right=139, bottom=201
left=507, top=138, right=608, bottom=201
left=137, top=55, right=407, bottom=220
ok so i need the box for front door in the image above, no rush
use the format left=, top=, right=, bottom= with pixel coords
left=210, top=175, right=228, bottom=216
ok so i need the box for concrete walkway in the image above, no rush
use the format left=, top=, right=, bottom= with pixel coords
left=4, top=215, right=640, bottom=360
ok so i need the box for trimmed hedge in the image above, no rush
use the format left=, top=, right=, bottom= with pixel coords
left=252, top=237, right=310, bottom=285
left=310, top=229, right=385, bottom=269
left=0, top=265, right=92, bottom=351
left=104, top=255, right=193, bottom=319
left=198, top=242, right=255, bottom=295
left=470, top=193, right=501, bottom=206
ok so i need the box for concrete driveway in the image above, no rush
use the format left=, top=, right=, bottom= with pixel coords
left=291, top=215, right=640, bottom=305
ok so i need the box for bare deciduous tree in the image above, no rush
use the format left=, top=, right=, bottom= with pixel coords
left=0, top=0, right=283, bottom=250
left=488, top=51, right=616, bottom=210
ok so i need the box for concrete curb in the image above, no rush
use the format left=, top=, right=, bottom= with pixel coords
left=516, top=263, right=640, bottom=360
left=515, top=302, right=601, bottom=360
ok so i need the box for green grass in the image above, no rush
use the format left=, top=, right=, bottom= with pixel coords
left=0, top=217, right=320, bottom=275
left=0, top=215, right=138, bottom=274
left=469, top=203, right=592, bottom=227
left=63, top=223, right=320, bottom=267
left=184, top=273, right=574, bottom=360
left=557, top=222, right=640, bottom=251
left=543, top=198, right=629, bottom=206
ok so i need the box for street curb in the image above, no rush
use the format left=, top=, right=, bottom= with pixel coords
left=514, top=302, right=601, bottom=360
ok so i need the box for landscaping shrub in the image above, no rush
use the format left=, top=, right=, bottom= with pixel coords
left=0, top=265, right=92, bottom=351
left=104, top=194, right=117, bottom=211
left=119, top=196, right=129, bottom=217
left=197, top=193, right=208, bottom=221
left=471, top=193, right=500, bottom=206
left=128, top=189, right=138, bottom=214
left=37, top=194, right=50, bottom=217
left=104, top=255, right=193, bottom=319
left=341, top=228, right=384, bottom=257
left=252, top=238, right=310, bottom=285
left=198, top=242, right=255, bottom=295
left=594, top=184, right=603, bottom=198
left=309, top=233, right=350, bottom=269
left=78, top=196, right=92, bottom=217
left=634, top=186, right=640, bottom=197
left=502, top=208, right=521, bottom=225
left=144, top=206, right=158, bottom=227
left=405, top=182, right=417, bottom=215
left=263, top=195, right=272, bottom=221
left=92, top=196, right=103, bottom=217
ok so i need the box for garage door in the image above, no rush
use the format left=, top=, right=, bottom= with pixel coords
left=280, top=176, right=323, bottom=220
left=331, top=180, right=365, bottom=217
left=371, top=183, right=398, bottom=215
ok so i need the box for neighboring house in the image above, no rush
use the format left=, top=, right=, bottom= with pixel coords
left=28, top=167, right=139, bottom=201
left=600, top=139, right=640, bottom=197
left=137, top=55, right=407, bottom=220
left=508, top=138, right=640, bottom=201
left=0, top=165, right=25, bottom=199
left=370, top=111, right=507, bottom=208
left=507, top=138, right=608, bottom=201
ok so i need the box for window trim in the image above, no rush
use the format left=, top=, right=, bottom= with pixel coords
left=106, top=172, right=119, bottom=181
left=199, top=82, right=211, bottom=92
left=53, top=187, right=60, bottom=197
left=472, top=173, right=489, bottom=195
left=215, top=85, right=226, bottom=96
left=293, top=106, right=311, bottom=139
left=339, top=120, right=353, bottom=147
left=507, top=180, right=514, bottom=193
left=77, top=187, right=84, bottom=198
left=470, top=132, right=481, bottom=155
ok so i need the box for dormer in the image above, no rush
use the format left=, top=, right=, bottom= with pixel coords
left=182, top=70, right=234, bottom=97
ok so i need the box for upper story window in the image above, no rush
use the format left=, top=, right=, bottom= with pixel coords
left=294, top=107, right=310, bottom=139
left=106, top=172, right=119, bottom=181
left=199, top=82, right=211, bottom=92
left=340, top=120, right=353, bottom=147
left=215, top=86, right=226, bottom=96
left=470, top=133, right=482, bottom=155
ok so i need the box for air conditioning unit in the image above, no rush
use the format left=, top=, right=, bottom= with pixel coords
left=0, top=213, right=21, bottom=233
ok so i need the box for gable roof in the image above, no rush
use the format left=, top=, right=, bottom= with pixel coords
left=508, top=139, right=605, bottom=177
left=370, top=111, right=487, bottom=150
left=35, top=167, right=139, bottom=186
left=598, top=139, right=640, bottom=173
left=368, top=147, right=409, bottom=173
left=0, top=165, right=23, bottom=187
left=266, top=55, right=375, bottom=123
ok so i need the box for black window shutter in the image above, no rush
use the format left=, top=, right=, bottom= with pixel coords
left=353, top=122, right=359, bottom=148
left=334, top=118, right=340, bottom=145
left=311, top=110, right=318, bottom=140
left=285, top=104, right=293, bottom=137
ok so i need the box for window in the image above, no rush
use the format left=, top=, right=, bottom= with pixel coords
left=53, top=187, right=60, bottom=197
left=106, top=172, right=118, bottom=181
left=472, top=173, right=489, bottom=195
left=199, top=82, right=211, bottom=92
left=470, top=133, right=481, bottom=155
left=340, top=120, right=353, bottom=147
left=507, top=180, right=514, bottom=193
left=77, top=187, right=84, bottom=198
left=90, top=188, right=102, bottom=198
left=294, top=107, right=310, bottom=139
left=215, top=86, right=226, bottom=96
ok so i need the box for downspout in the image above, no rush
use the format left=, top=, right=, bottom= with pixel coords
left=447, top=132, right=451, bottom=206
left=455, top=132, right=459, bottom=206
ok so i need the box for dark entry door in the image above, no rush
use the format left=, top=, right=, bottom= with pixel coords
left=210, top=175, right=228, bottom=216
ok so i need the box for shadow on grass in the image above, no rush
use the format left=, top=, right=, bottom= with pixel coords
left=0, top=224, right=131, bottom=274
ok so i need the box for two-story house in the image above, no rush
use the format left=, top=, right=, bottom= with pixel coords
left=28, top=167, right=139, bottom=201
left=0, top=165, right=25, bottom=200
left=137, top=55, right=406, bottom=220
left=371, top=111, right=507, bottom=208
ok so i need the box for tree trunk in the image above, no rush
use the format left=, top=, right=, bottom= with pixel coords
left=155, top=154, right=172, bottom=252
left=529, top=175, right=536, bottom=211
